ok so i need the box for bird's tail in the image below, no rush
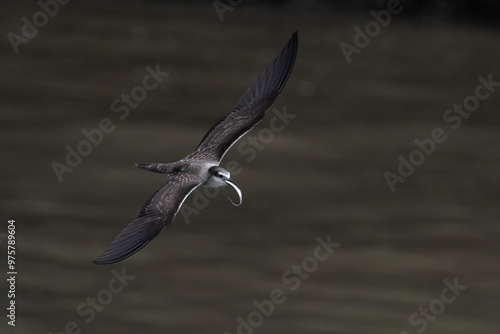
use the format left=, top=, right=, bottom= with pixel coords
left=133, top=162, right=171, bottom=174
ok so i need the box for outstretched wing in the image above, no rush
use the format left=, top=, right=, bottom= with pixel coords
left=196, top=31, right=298, bottom=162
left=93, top=175, right=201, bottom=264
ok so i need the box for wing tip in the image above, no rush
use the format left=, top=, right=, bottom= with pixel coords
left=92, top=258, right=112, bottom=265
left=93, top=245, right=144, bottom=265
left=92, top=256, right=127, bottom=265
left=93, top=237, right=153, bottom=265
left=93, top=251, right=128, bottom=265
left=291, top=30, right=298, bottom=44
left=270, top=30, right=299, bottom=96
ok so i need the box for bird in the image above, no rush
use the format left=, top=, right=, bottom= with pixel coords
left=93, top=32, right=298, bottom=265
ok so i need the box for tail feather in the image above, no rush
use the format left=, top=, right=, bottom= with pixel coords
left=133, top=163, right=171, bottom=174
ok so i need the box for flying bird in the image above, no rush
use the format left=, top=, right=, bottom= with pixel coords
left=94, top=32, right=298, bottom=264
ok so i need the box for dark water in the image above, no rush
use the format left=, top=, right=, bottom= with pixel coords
left=1, top=1, right=499, bottom=334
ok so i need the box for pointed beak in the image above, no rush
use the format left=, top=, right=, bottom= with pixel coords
left=223, top=178, right=242, bottom=206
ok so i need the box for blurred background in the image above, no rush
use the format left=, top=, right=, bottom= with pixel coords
left=1, top=0, right=499, bottom=333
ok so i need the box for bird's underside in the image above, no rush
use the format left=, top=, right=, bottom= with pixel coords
left=93, top=32, right=298, bottom=265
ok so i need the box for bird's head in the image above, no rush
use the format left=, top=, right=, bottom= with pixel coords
left=207, top=166, right=242, bottom=206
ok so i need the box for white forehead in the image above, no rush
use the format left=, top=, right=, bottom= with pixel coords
left=208, top=165, right=231, bottom=179
left=218, top=169, right=230, bottom=178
